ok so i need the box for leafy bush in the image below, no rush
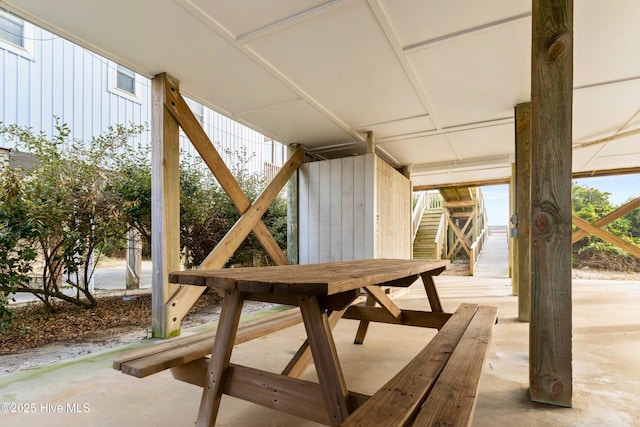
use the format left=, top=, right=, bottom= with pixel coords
left=0, top=119, right=287, bottom=318
left=0, top=120, right=146, bottom=310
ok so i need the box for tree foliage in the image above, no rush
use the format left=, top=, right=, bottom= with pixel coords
left=179, top=147, right=287, bottom=269
left=0, top=120, right=146, bottom=311
left=572, top=182, right=640, bottom=271
left=0, top=119, right=288, bottom=324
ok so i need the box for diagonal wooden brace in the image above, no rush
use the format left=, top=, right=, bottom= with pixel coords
left=572, top=196, right=640, bottom=243
left=163, top=75, right=288, bottom=266
left=165, top=146, right=304, bottom=334
left=447, top=211, right=474, bottom=258
left=572, top=216, right=640, bottom=259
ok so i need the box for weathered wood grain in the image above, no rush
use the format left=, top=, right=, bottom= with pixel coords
left=150, top=73, right=182, bottom=338
left=115, top=308, right=302, bottom=377
left=298, top=295, right=350, bottom=426
left=196, top=289, right=244, bottom=427
left=412, top=306, right=497, bottom=426
left=515, top=102, right=531, bottom=322
left=529, top=0, right=573, bottom=407
left=169, top=259, right=449, bottom=297
left=340, top=304, right=479, bottom=427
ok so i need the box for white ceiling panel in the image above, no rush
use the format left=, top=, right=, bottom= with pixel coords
left=407, top=18, right=530, bottom=128
left=585, top=153, right=640, bottom=172
left=238, top=100, right=355, bottom=147
left=448, top=124, right=514, bottom=160
left=192, top=0, right=330, bottom=39
left=359, top=115, right=436, bottom=139
left=573, top=79, right=640, bottom=142
left=597, top=135, right=640, bottom=157
left=380, top=0, right=530, bottom=48
left=574, top=1, right=640, bottom=87
left=247, top=0, right=426, bottom=128
left=2, top=0, right=639, bottom=187
left=377, top=134, right=457, bottom=166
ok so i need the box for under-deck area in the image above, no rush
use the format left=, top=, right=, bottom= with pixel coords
left=2, top=274, right=638, bottom=426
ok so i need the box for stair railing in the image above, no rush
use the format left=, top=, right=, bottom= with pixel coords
left=412, top=191, right=428, bottom=242
left=433, top=211, right=446, bottom=260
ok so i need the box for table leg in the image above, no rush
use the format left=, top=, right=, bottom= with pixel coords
left=297, top=295, right=350, bottom=426
left=353, top=294, right=376, bottom=344
left=196, top=289, right=245, bottom=427
left=420, top=268, right=446, bottom=314
left=282, top=308, right=346, bottom=378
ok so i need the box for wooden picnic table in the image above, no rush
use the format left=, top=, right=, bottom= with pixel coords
left=168, top=258, right=450, bottom=427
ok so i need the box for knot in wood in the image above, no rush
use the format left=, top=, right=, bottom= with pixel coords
left=551, top=379, right=565, bottom=398
left=548, top=38, right=566, bottom=60
left=534, top=212, right=550, bottom=233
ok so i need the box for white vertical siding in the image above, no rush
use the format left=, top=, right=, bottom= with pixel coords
left=340, top=157, right=354, bottom=260
left=352, top=155, right=367, bottom=259
left=299, top=154, right=378, bottom=264
left=1, top=19, right=275, bottom=171
left=298, top=153, right=411, bottom=264
left=330, top=159, right=342, bottom=262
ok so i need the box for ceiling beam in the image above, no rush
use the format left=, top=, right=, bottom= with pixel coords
left=413, top=166, right=640, bottom=191
left=376, top=117, right=514, bottom=145
left=573, top=127, right=640, bottom=150
left=366, top=0, right=461, bottom=160
left=403, top=12, right=532, bottom=53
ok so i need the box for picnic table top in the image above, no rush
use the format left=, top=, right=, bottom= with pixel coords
left=169, top=258, right=450, bottom=296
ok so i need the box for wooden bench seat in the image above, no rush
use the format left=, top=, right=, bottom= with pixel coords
left=341, top=303, right=497, bottom=427
left=113, top=307, right=303, bottom=378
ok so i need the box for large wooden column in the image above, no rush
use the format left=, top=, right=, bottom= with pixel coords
left=509, top=163, right=516, bottom=285
left=287, top=144, right=300, bottom=264
left=530, top=0, right=573, bottom=407
left=515, top=102, right=531, bottom=322
left=151, top=73, right=181, bottom=338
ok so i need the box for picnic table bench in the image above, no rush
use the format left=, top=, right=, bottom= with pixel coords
left=114, top=259, right=497, bottom=427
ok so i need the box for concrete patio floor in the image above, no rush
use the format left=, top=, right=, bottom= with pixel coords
left=1, top=275, right=639, bottom=426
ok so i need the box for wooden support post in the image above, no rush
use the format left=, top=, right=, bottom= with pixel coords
left=530, top=0, right=573, bottom=407
left=126, top=228, right=142, bottom=290
left=287, top=144, right=300, bottom=265
left=151, top=73, right=181, bottom=338
left=515, top=102, right=531, bottom=322
left=509, top=163, right=517, bottom=286
left=366, top=131, right=375, bottom=154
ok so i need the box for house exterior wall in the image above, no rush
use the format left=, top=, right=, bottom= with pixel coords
left=0, top=12, right=283, bottom=173
left=298, top=153, right=411, bottom=264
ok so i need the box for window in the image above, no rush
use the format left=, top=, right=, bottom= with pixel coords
left=108, top=61, right=141, bottom=102
left=0, top=10, right=24, bottom=47
left=116, top=64, right=136, bottom=95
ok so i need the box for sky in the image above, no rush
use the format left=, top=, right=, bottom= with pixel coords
left=481, top=174, right=639, bottom=226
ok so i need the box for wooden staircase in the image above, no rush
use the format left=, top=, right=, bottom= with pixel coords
left=413, top=208, right=443, bottom=260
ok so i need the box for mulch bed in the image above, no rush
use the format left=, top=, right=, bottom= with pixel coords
left=0, top=291, right=222, bottom=355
